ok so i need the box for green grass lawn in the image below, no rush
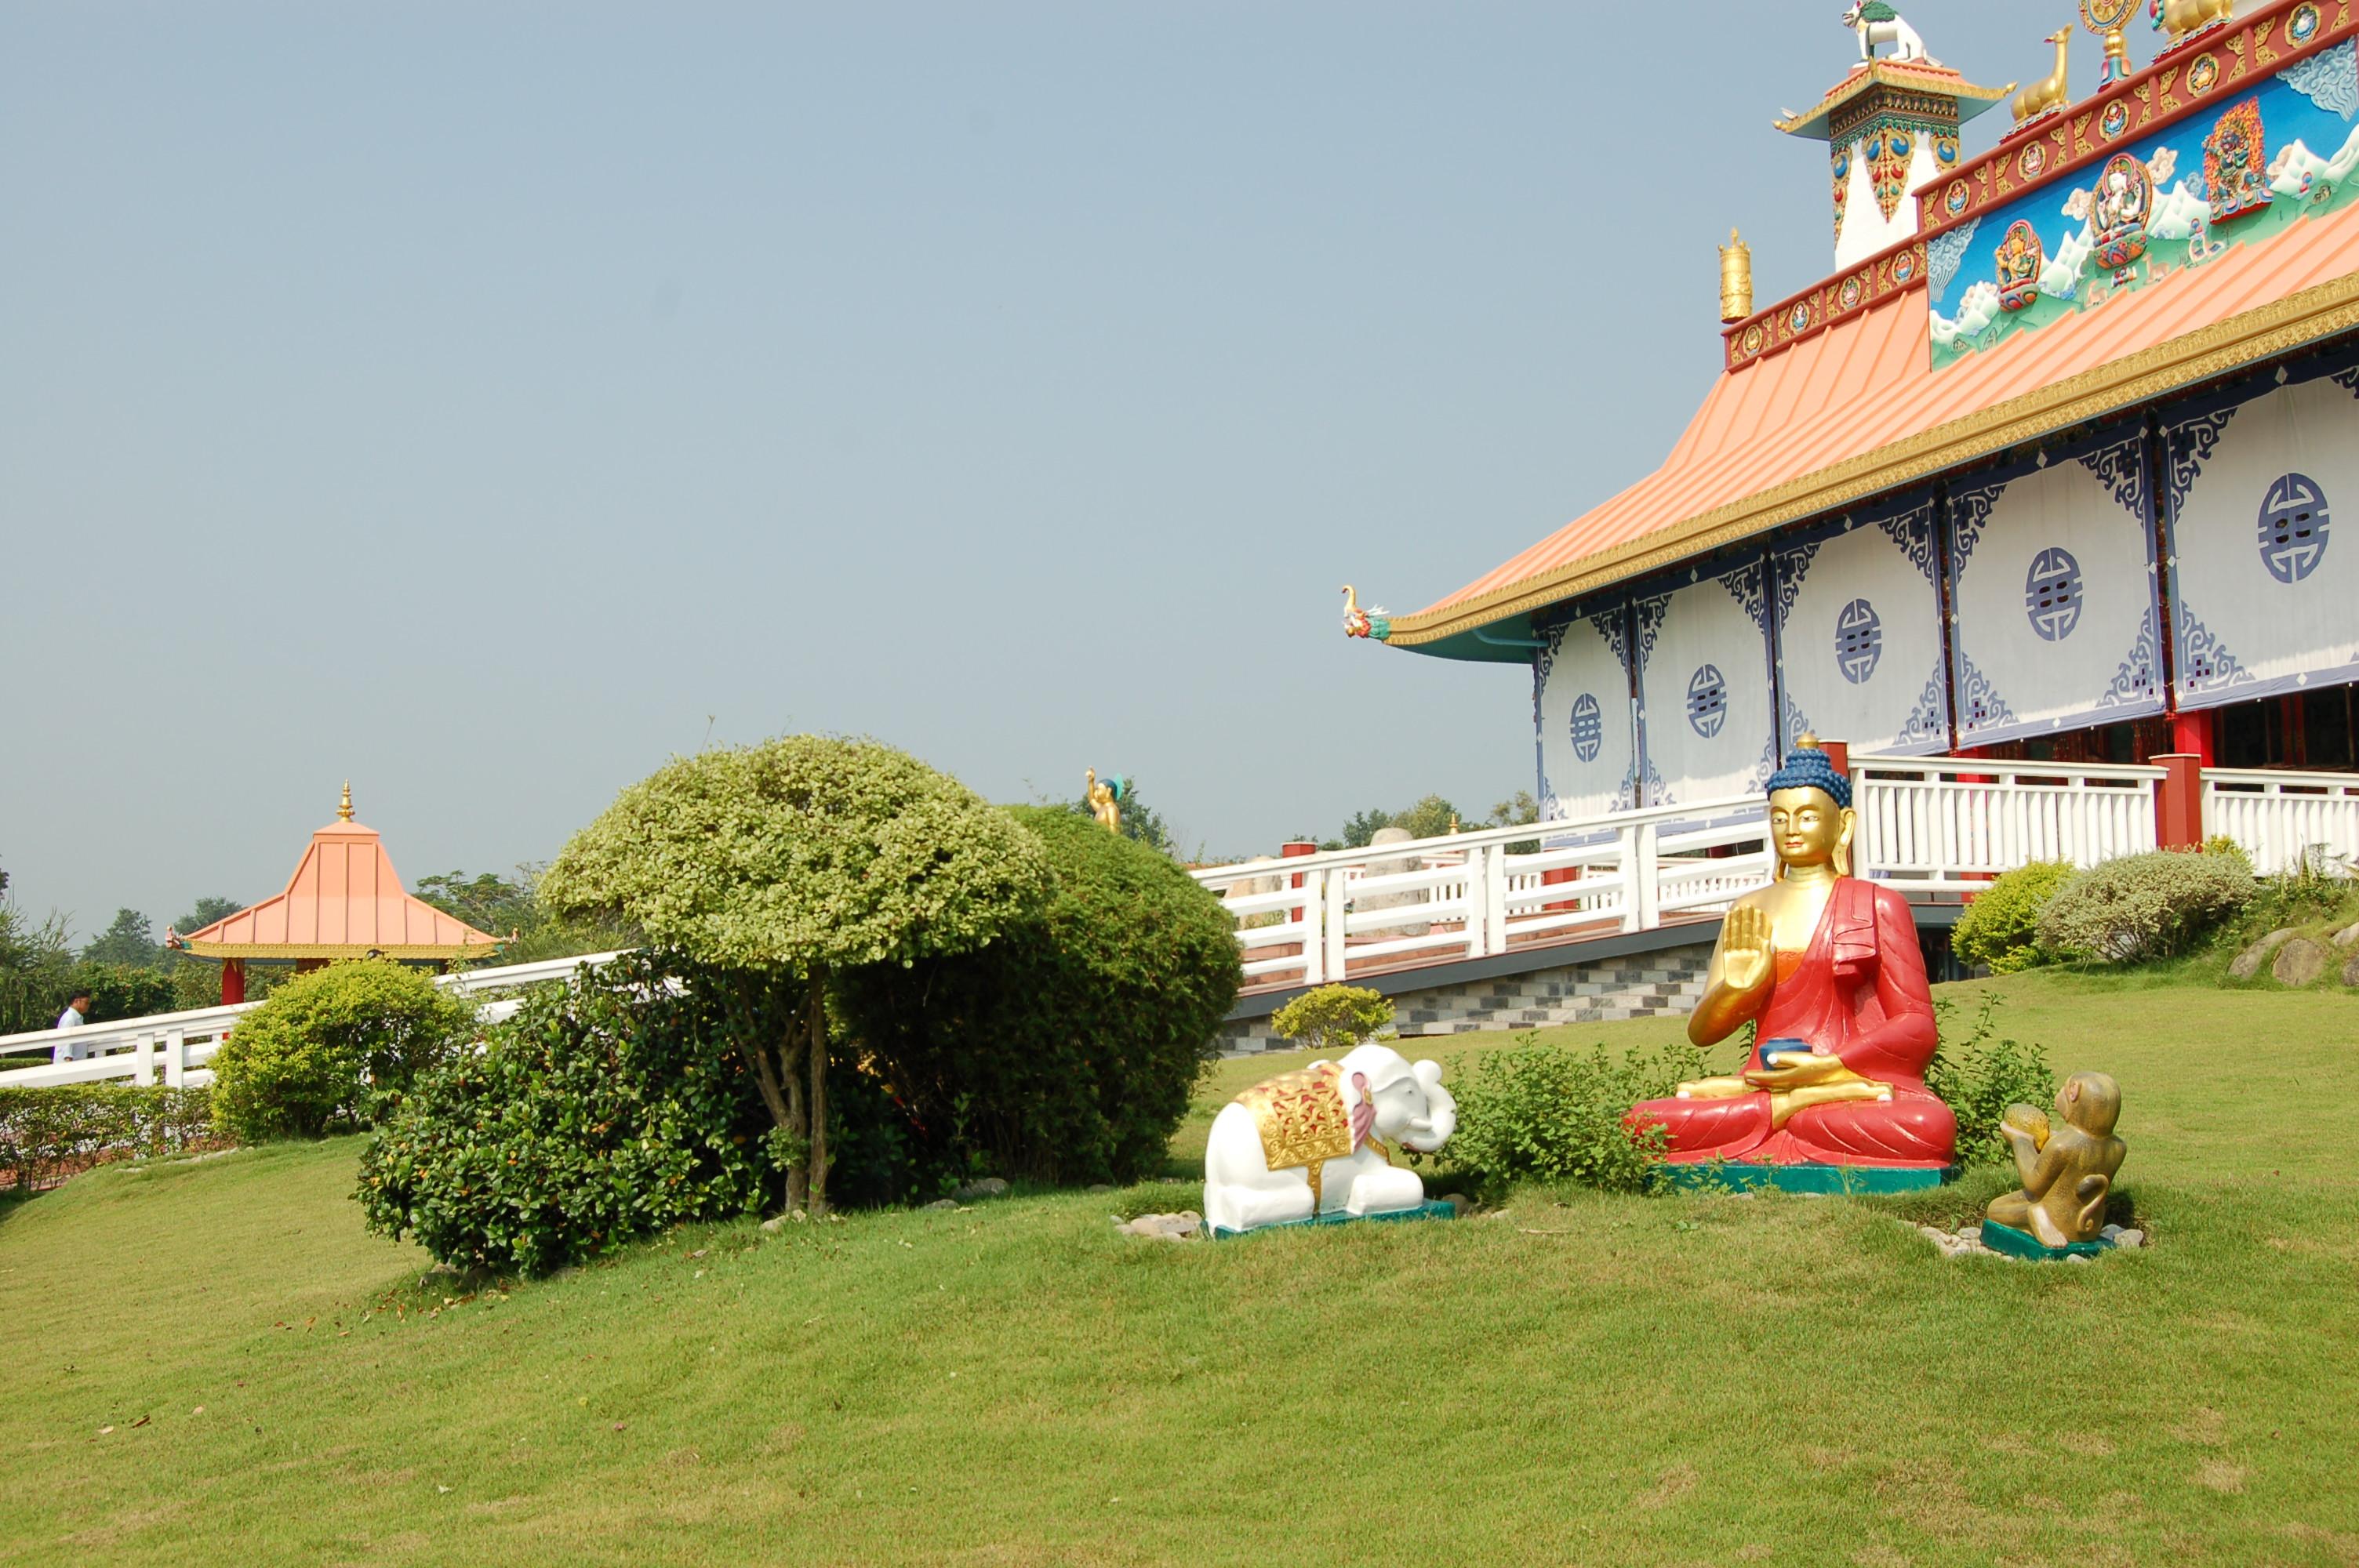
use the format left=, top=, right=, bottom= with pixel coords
left=4, top=974, right=2356, bottom=1566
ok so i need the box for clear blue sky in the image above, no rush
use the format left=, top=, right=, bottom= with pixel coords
left=2, top=2, right=2134, bottom=938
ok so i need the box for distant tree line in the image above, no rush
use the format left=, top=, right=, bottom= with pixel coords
left=1315, top=791, right=1539, bottom=852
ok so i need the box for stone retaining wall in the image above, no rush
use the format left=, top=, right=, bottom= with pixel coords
left=1217, top=938, right=1714, bottom=1056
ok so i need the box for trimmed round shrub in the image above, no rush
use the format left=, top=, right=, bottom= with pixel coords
left=1952, top=861, right=2075, bottom=974
left=832, top=805, right=1243, bottom=1187
left=209, top=960, right=474, bottom=1142
left=2035, top=846, right=2255, bottom=964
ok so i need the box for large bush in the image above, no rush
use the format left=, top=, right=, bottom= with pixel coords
left=540, top=737, right=1051, bottom=1214
left=2036, top=846, right=2255, bottom=964
left=831, top=805, right=1242, bottom=1188
left=358, top=952, right=940, bottom=1272
left=209, top=960, right=475, bottom=1142
left=0, top=1085, right=216, bottom=1192
left=1443, top=1036, right=1708, bottom=1196
left=1952, top=861, right=2074, bottom=974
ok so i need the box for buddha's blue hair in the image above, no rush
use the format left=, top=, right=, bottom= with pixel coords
left=1765, top=742, right=1852, bottom=809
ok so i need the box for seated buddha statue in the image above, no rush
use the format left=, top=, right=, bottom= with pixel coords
left=1627, top=738, right=1957, bottom=1173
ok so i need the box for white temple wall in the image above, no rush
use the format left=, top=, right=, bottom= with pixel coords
left=1773, top=495, right=1950, bottom=755
left=2165, top=365, right=2359, bottom=710
left=1535, top=609, right=1637, bottom=823
left=1946, top=426, right=2164, bottom=747
left=1634, top=558, right=1777, bottom=808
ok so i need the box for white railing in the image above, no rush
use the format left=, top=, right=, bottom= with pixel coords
left=1190, top=796, right=1774, bottom=989
left=2201, top=768, right=2359, bottom=877
left=0, top=951, right=624, bottom=1091
left=1849, top=753, right=2165, bottom=895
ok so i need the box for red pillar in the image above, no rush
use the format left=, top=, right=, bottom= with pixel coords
left=220, top=959, right=246, bottom=1006
left=2154, top=753, right=2205, bottom=849
left=1281, top=840, right=1318, bottom=927
left=2171, top=709, right=2215, bottom=766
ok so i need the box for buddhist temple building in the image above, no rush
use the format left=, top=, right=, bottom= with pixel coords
left=172, top=785, right=503, bottom=1002
left=1359, top=0, right=2359, bottom=819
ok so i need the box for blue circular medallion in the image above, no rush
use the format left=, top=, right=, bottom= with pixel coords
left=2025, top=546, right=2084, bottom=641
left=2258, top=471, right=2330, bottom=584
left=1569, top=693, right=1604, bottom=763
left=1835, top=597, right=1882, bottom=684
left=1686, top=664, right=1728, bottom=739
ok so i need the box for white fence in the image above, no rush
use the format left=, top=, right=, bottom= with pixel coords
left=2201, top=768, right=2359, bottom=876
left=1188, top=796, right=1775, bottom=989
left=0, top=952, right=624, bottom=1091
left=1849, top=754, right=2165, bottom=895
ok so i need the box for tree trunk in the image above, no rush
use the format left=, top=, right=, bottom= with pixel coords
left=738, top=981, right=809, bottom=1213
left=782, top=1016, right=809, bottom=1213
left=806, top=970, right=830, bottom=1217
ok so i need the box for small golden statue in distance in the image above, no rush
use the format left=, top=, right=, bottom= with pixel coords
left=1983, top=1072, right=2127, bottom=1253
left=1084, top=768, right=1123, bottom=835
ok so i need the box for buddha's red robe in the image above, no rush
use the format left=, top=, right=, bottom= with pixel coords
left=1630, top=878, right=1955, bottom=1168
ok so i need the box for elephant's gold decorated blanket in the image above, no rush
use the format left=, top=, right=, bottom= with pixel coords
left=1235, top=1064, right=1355, bottom=1207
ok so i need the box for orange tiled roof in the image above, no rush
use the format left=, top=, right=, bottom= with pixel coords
left=1386, top=198, right=2359, bottom=650
left=181, top=808, right=501, bottom=961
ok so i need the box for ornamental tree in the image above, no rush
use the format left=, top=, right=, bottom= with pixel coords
left=539, top=737, right=1051, bottom=1214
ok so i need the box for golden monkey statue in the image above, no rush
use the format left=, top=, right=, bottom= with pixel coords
left=1981, top=1072, right=2128, bottom=1257
left=1085, top=768, right=1123, bottom=834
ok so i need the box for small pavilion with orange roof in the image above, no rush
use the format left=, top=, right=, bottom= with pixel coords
left=172, top=785, right=503, bottom=1003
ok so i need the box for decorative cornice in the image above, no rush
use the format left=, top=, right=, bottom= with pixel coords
left=1916, top=0, right=2357, bottom=242
left=1723, top=238, right=1927, bottom=370
left=184, top=940, right=501, bottom=961
left=1386, top=271, right=2359, bottom=648
left=1773, top=61, right=2012, bottom=141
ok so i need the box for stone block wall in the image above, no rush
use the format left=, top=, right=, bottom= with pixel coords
left=1216, top=938, right=1714, bottom=1057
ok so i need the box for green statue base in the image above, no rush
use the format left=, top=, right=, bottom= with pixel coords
left=1208, top=1199, right=1458, bottom=1242
left=1979, top=1218, right=2114, bottom=1261
left=1663, top=1162, right=1957, bottom=1195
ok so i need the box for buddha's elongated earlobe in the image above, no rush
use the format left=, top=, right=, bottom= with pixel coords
left=1834, top=807, right=1856, bottom=879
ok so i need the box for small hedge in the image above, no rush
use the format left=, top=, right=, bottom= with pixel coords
left=1270, top=985, right=1396, bottom=1055
left=1443, top=1036, right=1708, bottom=1196
left=832, top=805, right=1243, bottom=1188
left=210, top=961, right=476, bottom=1142
left=1952, top=861, right=2074, bottom=974
left=2037, top=846, right=2255, bottom=964
left=1924, top=996, right=2057, bottom=1167
left=0, top=1085, right=217, bottom=1192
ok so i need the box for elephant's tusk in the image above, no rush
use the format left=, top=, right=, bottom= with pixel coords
left=1408, top=1117, right=1434, bottom=1133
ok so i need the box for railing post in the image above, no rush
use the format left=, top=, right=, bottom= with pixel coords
left=2154, top=753, right=2205, bottom=849
left=1485, top=844, right=1510, bottom=956
left=1281, top=839, right=1317, bottom=928
left=1321, top=868, right=1349, bottom=985
left=164, top=1029, right=187, bottom=1089
left=1461, top=848, right=1486, bottom=960
left=1634, top=822, right=1661, bottom=931
left=136, top=1032, right=158, bottom=1087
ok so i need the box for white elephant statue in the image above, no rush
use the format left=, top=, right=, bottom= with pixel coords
left=1204, top=1044, right=1457, bottom=1236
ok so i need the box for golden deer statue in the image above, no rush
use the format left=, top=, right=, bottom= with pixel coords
left=2012, top=28, right=2073, bottom=126
left=2152, top=0, right=2235, bottom=47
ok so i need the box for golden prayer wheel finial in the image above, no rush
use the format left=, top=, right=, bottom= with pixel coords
left=338, top=780, right=354, bottom=822
left=1719, top=227, right=1754, bottom=325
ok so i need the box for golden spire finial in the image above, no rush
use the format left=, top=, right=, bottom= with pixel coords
left=1797, top=731, right=1823, bottom=750
left=338, top=780, right=354, bottom=822
left=1719, top=228, right=1754, bottom=325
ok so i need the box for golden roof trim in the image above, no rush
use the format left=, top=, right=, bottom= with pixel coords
left=183, top=940, right=501, bottom=961
left=1772, top=61, right=2012, bottom=136
left=1385, top=271, right=2359, bottom=647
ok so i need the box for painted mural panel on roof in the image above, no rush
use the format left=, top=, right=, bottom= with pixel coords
left=1927, top=38, right=2359, bottom=369
left=2163, top=352, right=2359, bottom=710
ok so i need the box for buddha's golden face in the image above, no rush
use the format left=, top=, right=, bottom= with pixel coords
left=1768, top=787, right=1850, bottom=871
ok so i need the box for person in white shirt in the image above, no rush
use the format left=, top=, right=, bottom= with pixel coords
left=53, top=989, right=93, bottom=1064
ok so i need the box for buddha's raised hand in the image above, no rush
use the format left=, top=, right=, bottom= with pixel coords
left=1719, top=904, right=1774, bottom=993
